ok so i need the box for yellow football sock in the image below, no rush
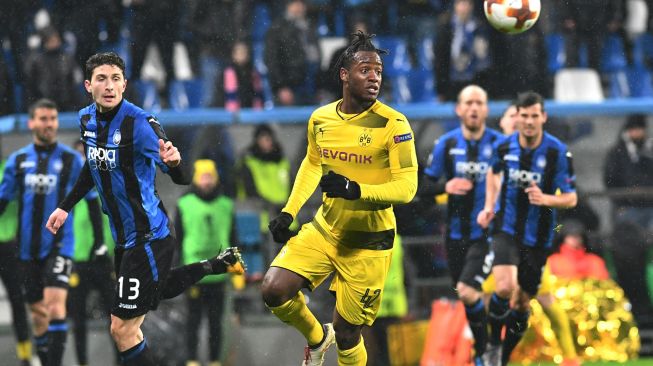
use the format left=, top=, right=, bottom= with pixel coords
left=337, top=336, right=367, bottom=366
left=543, top=302, right=577, bottom=358
left=16, top=340, right=31, bottom=360
left=268, top=291, right=324, bottom=346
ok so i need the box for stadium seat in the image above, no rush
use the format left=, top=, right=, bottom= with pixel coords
left=168, top=79, right=203, bottom=111
left=235, top=210, right=264, bottom=275
left=408, top=69, right=435, bottom=102
left=372, top=36, right=411, bottom=77
left=251, top=42, right=274, bottom=108
left=545, top=33, right=566, bottom=74
left=130, top=79, right=162, bottom=112
left=554, top=68, right=604, bottom=102
left=610, top=65, right=653, bottom=98
left=416, top=37, right=435, bottom=71
left=601, top=34, right=628, bottom=73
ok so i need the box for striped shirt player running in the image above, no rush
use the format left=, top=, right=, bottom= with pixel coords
left=0, top=99, right=105, bottom=366
left=423, top=85, right=503, bottom=366
left=45, top=52, right=245, bottom=366
left=477, top=91, right=577, bottom=366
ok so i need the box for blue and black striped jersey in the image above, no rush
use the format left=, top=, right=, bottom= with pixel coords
left=490, top=132, right=576, bottom=248
left=424, top=127, right=504, bottom=241
left=78, top=99, right=173, bottom=248
left=0, top=143, right=94, bottom=260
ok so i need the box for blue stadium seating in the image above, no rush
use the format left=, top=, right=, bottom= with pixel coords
left=408, top=69, right=435, bottom=103
left=609, top=65, right=653, bottom=98
left=545, top=33, right=566, bottom=73
left=131, top=79, right=161, bottom=112
left=372, top=36, right=411, bottom=77
left=168, top=79, right=203, bottom=111
left=601, top=34, right=628, bottom=73
left=235, top=211, right=264, bottom=275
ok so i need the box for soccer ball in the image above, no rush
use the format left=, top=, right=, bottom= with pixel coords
left=483, top=0, right=541, bottom=34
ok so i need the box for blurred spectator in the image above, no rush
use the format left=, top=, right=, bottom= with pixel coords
left=185, top=0, right=252, bottom=106
left=549, top=229, right=610, bottom=280
left=0, top=55, right=13, bottom=116
left=24, top=26, right=83, bottom=111
left=264, top=0, right=321, bottom=106
left=129, top=0, right=180, bottom=93
left=434, top=0, right=491, bottom=101
left=219, top=41, right=263, bottom=111
left=0, top=0, right=38, bottom=86
left=560, top=0, right=624, bottom=70
left=51, top=0, right=122, bottom=69
left=237, top=124, right=291, bottom=215
left=603, top=114, right=653, bottom=325
left=175, top=159, right=235, bottom=366
left=490, top=23, right=549, bottom=99
left=198, top=126, right=237, bottom=198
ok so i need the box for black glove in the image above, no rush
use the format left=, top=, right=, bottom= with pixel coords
left=319, top=171, right=361, bottom=200
left=268, top=212, right=297, bottom=243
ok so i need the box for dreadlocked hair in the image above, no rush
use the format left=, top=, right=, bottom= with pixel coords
left=332, top=30, right=388, bottom=84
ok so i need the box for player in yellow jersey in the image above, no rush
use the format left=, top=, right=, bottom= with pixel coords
left=261, top=31, right=418, bottom=366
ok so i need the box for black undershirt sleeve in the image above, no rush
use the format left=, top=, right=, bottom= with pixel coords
left=86, top=197, right=104, bottom=250
left=59, top=161, right=95, bottom=212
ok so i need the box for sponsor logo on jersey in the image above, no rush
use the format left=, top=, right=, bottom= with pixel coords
left=504, top=154, right=519, bottom=162
left=455, top=161, right=489, bottom=182
left=113, top=129, right=121, bottom=145
left=24, top=173, right=58, bottom=194
left=393, top=133, right=412, bottom=143
left=19, top=161, right=36, bottom=169
left=83, top=130, right=96, bottom=138
left=449, top=148, right=466, bottom=155
left=508, top=168, right=542, bottom=188
left=319, top=148, right=372, bottom=164
left=88, top=146, right=117, bottom=171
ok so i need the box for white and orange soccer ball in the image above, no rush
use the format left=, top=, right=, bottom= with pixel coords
left=483, top=0, right=541, bottom=34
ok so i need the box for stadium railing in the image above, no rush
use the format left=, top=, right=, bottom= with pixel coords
left=1, top=97, right=653, bottom=133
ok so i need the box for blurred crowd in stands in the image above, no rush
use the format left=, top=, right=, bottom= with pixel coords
left=2, top=0, right=653, bottom=115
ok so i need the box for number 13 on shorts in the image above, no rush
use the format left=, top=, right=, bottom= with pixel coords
left=118, top=276, right=140, bottom=300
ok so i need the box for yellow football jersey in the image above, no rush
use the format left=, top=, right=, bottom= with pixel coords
left=283, top=99, right=418, bottom=250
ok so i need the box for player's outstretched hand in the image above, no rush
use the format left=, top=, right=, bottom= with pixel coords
left=268, top=212, right=297, bottom=243
left=445, top=177, right=473, bottom=195
left=476, top=208, right=494, bottom=229
left=159, top=139, right=181, bottom=167
left=319, top=171, right=361, bottom=200
left=525, top=182, right=546, bottom=206
left=46, top=208, right=69, bottom=234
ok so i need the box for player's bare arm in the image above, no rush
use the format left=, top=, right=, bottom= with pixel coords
left=477, top=167, right=502, bottom=228
left=445, top=177, right=473, bottom=195
left=524, top=182, right=578, bottom=208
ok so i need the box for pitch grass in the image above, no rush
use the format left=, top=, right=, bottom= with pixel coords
left=509, top=359, right=653, bottom=366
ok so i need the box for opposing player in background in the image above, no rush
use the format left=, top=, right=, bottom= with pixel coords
left=0, top=148, right=32, bottom=366
left=477, top=92, right=577, bottom=366
left=45, top=52, right=245, bottom=366
left=423, top=85, right=503, bottom=366
left=261, top=31, right=418, bottom=366
left=0, top=99, right=104, bottom=366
